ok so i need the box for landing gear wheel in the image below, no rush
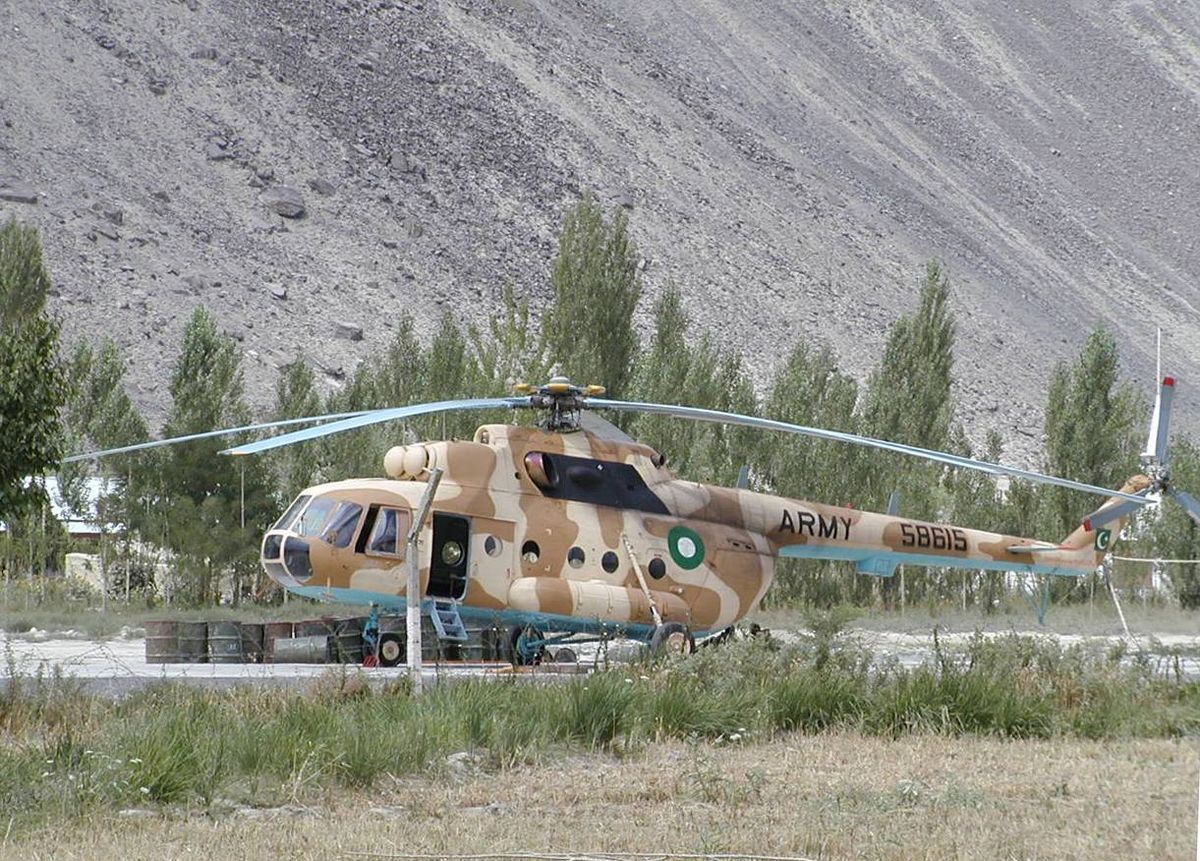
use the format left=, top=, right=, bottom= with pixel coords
left=650, top=622, right=695, bottom=657
left=377, top=633, right=404, bottom=667
left=508, top=624, right=545, bottom=666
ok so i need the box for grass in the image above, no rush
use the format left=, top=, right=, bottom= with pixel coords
left=1, top=631, right=1198, bottom=843
left=754, top=599, right=1200, bottom=638
left=3, top=733, right=1195, bottom=861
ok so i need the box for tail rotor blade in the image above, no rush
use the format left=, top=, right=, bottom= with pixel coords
left=1171, top=489, right=1200, bottom=525
left=1142, top=376, right=1175, bottom=468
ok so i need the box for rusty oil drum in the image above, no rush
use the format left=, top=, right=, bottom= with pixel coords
left=144, top=620, right=179, bottom=663
left=176, top=621, right=209, bottom=663
left=239, top=622, right=265, bottom=663
left=295, top=618, right=335, bottom=638
left=262, top=621, right=295, bottom=663
left=272, top=635, right=330, bottom=664
left=207, top=621, right=243, bottom=663
left=328, top=617, right=365, bottom=663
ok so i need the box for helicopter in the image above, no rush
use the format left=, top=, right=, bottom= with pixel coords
left=69, top=371, right=1197, bottom=663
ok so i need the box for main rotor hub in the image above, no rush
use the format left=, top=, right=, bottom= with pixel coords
left=512, top=377, right=606, bottom=432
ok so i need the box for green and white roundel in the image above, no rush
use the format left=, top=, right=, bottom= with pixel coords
left=668, top=526, right=706, bottom=570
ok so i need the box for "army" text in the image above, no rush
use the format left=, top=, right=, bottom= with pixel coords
left=778, top=510, right=853, bottom=541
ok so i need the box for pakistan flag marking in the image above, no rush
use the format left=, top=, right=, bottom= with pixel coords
left=1094, top=529, right=1112, bottom=551
left=668, top=525, right=705, bottom=570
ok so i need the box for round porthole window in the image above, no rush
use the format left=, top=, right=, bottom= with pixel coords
left=521, top=540, right=540, bottom=563
left=568, top=546, right=585, bottom=568
left=601, top=551, right=619, bottom=573
left=648, top=557, right=666, bottom=580
left=484, top=535, right=503, bottom=557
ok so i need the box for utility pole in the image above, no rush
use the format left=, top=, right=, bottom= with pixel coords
left=407, top=468, right=443, bottom=696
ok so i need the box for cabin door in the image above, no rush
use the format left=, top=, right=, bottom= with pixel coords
left=428, top=513, right=470, bottom=600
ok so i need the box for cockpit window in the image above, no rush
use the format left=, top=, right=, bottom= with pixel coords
left=319, top=502, right=363, bottom=548
left=273, top=494, right=311, bottom=530
left=365, top=507, right=410, bottom=557
left=296, top=497, right=337, bottom=537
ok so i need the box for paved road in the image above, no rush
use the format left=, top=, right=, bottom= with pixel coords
left=0, top=633, right=591, bottom=696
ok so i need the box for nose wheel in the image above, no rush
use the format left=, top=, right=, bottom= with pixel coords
left=377, top=632, right=404, bottom=667
left=650, top=622, right=694, bottom=656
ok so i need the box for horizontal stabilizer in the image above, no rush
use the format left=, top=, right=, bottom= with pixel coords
left=1006, top=543, right=1063, bottom=554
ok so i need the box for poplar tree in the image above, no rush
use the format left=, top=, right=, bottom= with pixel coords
left=271, top=359, right=321, bottom=501
left=58, top=338, right=151, bottom=598
left=626, top=282, right=695, bottom=465
left=626, top=282, right=760, bottom=483
left=754, top=340, right=861, bottom=604
left=470, top=283, right=549, bottom=392
left=320, top=363, right=383, bottom=482
left=543, top=194, right=641, bottom=396
left=423, top=312, right=486, bottom=441
left=162, top=307, right=272, bottom=604
left=858, top=262, right=956, bottom=606
left=1040, top=327, right=1143, bottom=538
left=861, top=261, right=957, bottom=520
left=0, top=220, right=68, bottom=520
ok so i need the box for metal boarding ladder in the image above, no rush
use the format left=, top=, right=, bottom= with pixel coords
left=425, top=598, right=469, bottom=642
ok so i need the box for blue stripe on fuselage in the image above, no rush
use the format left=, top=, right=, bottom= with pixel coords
left=283, top=585, right=673, bottom=640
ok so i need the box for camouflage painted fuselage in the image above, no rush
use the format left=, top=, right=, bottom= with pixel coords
left=262, top=424, right=1143, bottom=638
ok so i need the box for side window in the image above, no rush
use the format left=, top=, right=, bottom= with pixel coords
left=320, top=502, right=362, bottom=549
left=366, top=507, right=411, bottom=557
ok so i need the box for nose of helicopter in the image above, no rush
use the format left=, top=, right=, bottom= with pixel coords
left=261, top=529, right=314, bottom=585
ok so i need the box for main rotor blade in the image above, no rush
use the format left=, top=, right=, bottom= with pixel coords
left=1142, top=376, right=1175, bottom=468
left=589, top=398, right=1151, bottom=504
left=1081, top=489, right=1153, bottom=531
left=579, top=411, right=636, bottom=444
left=63, top=411, right=373, bottom=463
left=1171, top=489, right=1200, bottom=526
left=222, top=397, right=532, bottom=456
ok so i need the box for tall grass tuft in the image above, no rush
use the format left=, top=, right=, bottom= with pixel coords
left=769, top=670, right=867, bottom=733
left=559, top=672, right=636, bottom=748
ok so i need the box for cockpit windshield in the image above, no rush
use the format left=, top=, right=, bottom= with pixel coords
left=296, top=497, right=337, bottom=537
left=273, top=495, right=311, bottom=530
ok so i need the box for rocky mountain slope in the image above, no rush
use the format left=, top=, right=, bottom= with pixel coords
left=2, top=0, right=1198, bottom=461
